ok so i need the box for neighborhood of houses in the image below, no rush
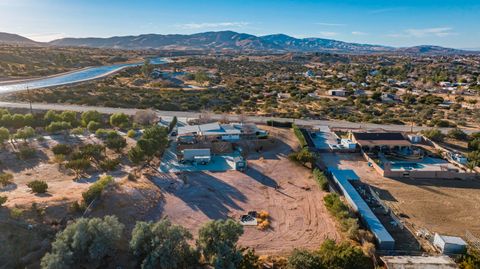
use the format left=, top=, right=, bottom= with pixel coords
left=161, top=113, right=480, bottom=268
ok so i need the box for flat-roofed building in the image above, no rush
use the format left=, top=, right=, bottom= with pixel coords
left=381, top=255, right=458, bottom=269
left=351, top=132, right=412, bottom=152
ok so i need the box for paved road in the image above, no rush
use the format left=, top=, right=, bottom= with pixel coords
left=0, top=101, right=477, bottom=134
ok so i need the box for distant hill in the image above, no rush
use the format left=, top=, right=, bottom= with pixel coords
left=0, top=32, right=38, bottom=45
left=0, top=31, right=477, bottom=55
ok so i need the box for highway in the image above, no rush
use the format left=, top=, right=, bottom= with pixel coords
left=0, top=101, right=477, bottom=134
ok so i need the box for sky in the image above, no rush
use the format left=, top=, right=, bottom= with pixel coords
left=1, top=0, right=479, bottom=49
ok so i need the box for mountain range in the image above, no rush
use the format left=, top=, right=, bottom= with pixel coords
left=0, top=31, right=476, bottom=55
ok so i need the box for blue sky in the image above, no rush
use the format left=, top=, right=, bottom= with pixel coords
left=1, top=0, right=479, bottom=48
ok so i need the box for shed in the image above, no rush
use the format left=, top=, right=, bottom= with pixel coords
left=433, top=233, right=467, bottom=254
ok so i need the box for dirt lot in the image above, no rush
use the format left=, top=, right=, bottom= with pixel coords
left=320, top=152, right=480, bottom=238
left=150, top=127, right=340, bottom=255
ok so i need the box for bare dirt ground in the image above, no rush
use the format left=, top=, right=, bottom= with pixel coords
left=320, top=152, right=480, bottom=238
left=150, top=127, right=340, bottom=255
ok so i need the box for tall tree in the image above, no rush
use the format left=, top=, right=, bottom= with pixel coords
left=41, top=216, right=124, bottom=269
left=130, top=219, right=199, bottom=269
left=197, top=219, right=244, bottom=269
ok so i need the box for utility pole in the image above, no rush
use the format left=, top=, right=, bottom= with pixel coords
left=27, top=86, right=33, bottom=114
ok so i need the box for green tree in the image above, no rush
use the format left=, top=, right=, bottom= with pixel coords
left=87, top=121, right=101, bottom=132
left=288, top=249, right=323, bottom=269
left=238, top=248, right=261, bottom=269
left=81, top=111, right=102, bottom=126
left=11, top=114, right=26, bottom=128
left=130, top=219, right=199, bottom=269
left=110, top=113, right=131, bottom=129
left=197, top=219, right=244, bottom=268
left=169, top=116, right=178, bottom=132
left=40, top=216, right=124, bottom=269
left=421, top=128, right=444, bottom=142
left=13, top=126, right=35, bottom=141
left=0, top=127, right=10, bottom=146
left=142, top=58, right=153, bottom=78
left=317, top=239, right=372, bottom=269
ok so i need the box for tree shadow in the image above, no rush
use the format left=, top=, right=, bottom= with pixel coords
left=0, top=183, right=17, bottom=192
left=153, top=171, right=247, bottom=220
left=34, top=192, right=52, bottom=197
left=245, top=165, right=278, bottom=189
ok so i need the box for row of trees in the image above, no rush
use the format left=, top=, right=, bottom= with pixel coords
left=40, top=215, right=371, bottom=269
left=40, top=217, right=255, bottom=269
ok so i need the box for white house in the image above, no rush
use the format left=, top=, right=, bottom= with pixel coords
left=328, top=88, right=348, bottom=97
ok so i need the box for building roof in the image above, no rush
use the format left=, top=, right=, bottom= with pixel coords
left=329, top=169, right=395, bottom=249
left=436, top=234, right=467, bottom=246
left=381, top=255, right=458, bottom=269
left=353, top=132, right=412, bottom=147
left=178, top=122, right=241, bottom=136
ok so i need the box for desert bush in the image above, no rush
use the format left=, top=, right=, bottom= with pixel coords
left=110, top=112, right=131, bottom=129
left=10, top=207, right=23, bottom=218
left=87, top=121, right=101, bottom=132
left=53, top=154, right=65, bottom=163
left=52, top=144, right=73, bottom=155
left=106, top=135, right=127, bottom=152
left=82, top=175, right=114, bottom=205
left=258, top=210, right=269, bottom=219
left=71, top=127, right=85, bottom=136
left=288, top=148, right=315, bottom=167
left=313, top=168, right=329, bottom=191
left=421, top=128, right=444, bottom=142
left=81, top=110, right=102, bottom=126
left=292, top=124, right=307, bottom=147
left=127, top=129, right=136, bottom=138
left=46, top=121, right=71, bottom=133
left=99, top=158, right=120, bottom=171
left=27, top=180, right=48, bottom=193
left=0, top=195, right=7, bottom=206
left=14, top=126, right=35, bottom=141
left=65, top=158, right=91, bottom=178
left=17, top=145, right=36, bottom=160
left=0, top=173, right=14, bottom=187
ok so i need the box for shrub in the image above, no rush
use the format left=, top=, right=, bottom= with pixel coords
left=82, top=175, right=114, bottom=205
left=447, top=128, right=468, bottom=141
left=65, top=158, right=91, bottom=178
left=0, top=195, right=7, bottom=206
left=53, top=154, right=65, bottom=163
left=0, top=127, right=10, bottom=144
left=127, top=129, right=136, bottom=138
left=0, top=173, right=14, bottom=187
left=323, top=194, right=360, bottom=240
left=14, top=126, right=35, bottom=141
left=46, top=121, right=71, bottom=133
left=81, top=110, right=102, bottom=126
left=292, top=124, right=307, bottom=147
left=71, top=127, right=85, bottom=136
left=52, top=144, right=72, bottom=155
left=95, top=128, right=117, bottom=140
left=110, top=113, right=131, bottom=129
left=87, top=121, right=101, bottom=132
left=10, top=207, right=23, bottom=218
left=289, top=148, right=315, bottom=167
left=313, top=168, right=329, bottom=191
left=421, top=128, right=444, bottom=142
left=17, top=146, right=36, bottom=160
left=27, top=180, right=48, bottom=194
left=105, top=135, right=127, bottom=152
left=99, top=158, right=120, bottom=171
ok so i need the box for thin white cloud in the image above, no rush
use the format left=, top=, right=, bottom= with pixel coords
left=369, top=8, right=404, bottom=14
left=315, top=22, right=346, bottom=27
left=405, top=27, right=454, bottom=37
left=318, top=31, right=338, bottom=37
left=176, top=22, right=250, bottom=30
left=23, top=32, right=66, bottom=42
left=388, top=27, right=456, bottom=38
left=352, top=31, right=368, bottom=36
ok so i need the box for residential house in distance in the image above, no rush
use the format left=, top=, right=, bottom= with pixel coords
left=177, top=122, right=268, bottom=143
left=381, top=93, right=400, bottom=103
left=328, top=88, right=348, bottom=97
